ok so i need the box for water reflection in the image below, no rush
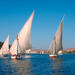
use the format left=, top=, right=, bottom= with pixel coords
left=9, top=56, right=33, bottom=75
left=1, top=54, right=75, bottom=75
left=50, top=57, right=64, bottom=75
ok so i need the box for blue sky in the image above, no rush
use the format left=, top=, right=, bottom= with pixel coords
left=0, top=0, right=75, bottom=49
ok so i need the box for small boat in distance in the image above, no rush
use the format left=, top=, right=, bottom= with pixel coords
left=49, top=16, right=64, bottom=58
left=0, top=35, right=9, bottom=57
left=10, top=10, right=35, bottom=59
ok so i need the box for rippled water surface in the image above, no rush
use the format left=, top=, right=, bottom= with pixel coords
left=0, top=54, right=75, bottom=75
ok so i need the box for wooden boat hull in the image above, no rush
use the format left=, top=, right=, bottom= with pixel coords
left=49, top=55, right=57, bottom=58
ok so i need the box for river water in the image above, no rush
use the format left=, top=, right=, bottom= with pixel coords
left=0, top=54, right=75, bottom=75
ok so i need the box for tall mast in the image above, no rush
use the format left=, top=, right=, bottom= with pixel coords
left=16, top=35, right=19, bottom=55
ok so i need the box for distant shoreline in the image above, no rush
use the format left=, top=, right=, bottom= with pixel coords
left=0, top=41, right=75, bottom=54
left=63, top=48, right=75, bottom=54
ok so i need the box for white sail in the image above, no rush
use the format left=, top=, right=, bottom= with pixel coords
left=49, top=16, right=64, bottom=54
left=55, top=16, right=64, bottom=52
left=10, top=10, right=34, bottom=55
left=0, top=35, right=9, bottom=55
left=10, top=36, right=21, bottom=55
left=49, top=37, right=56, bottom=55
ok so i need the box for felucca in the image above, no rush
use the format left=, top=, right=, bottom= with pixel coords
left=49, top=16, right=64, bottom=58
left=49, top=36, right=57, bottom=57
left=10, top=10, right=34, bottom=59
left=0, top=35, right=9, bottom=57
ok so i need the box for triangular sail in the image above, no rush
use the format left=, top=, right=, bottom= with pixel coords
left=49, top=37, right=56, bottom=55
left=10, top=10, right=34, bottom=55
left=0, top=35, right=9, bottom=55
left=55, top=16, right=64, bottom=52
left=10, top=36, right=21, bottom=55
left=49, top=16, right=64, bottom=54
left=18, top=10, right=34, bottom=51
left=10, top=38, right=17, bottom=55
